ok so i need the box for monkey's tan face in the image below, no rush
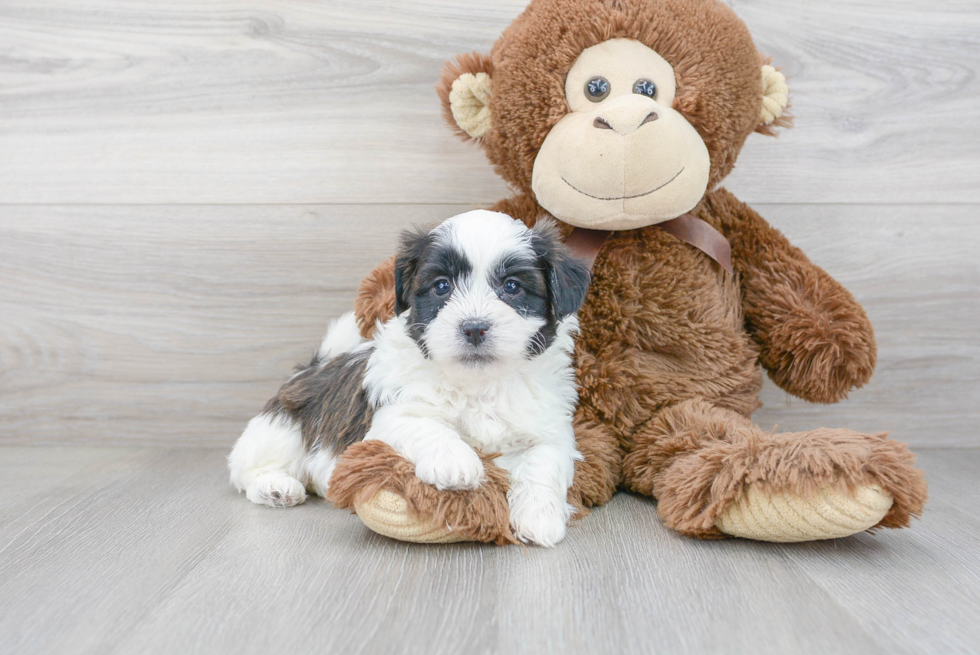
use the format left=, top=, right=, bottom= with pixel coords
left=531, top=39, right=711, bottom=230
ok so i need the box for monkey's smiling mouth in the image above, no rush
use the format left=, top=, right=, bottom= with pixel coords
left=561, top=167, right=685, bottom=201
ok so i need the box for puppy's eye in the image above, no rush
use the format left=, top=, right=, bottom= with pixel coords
left=585, top=76, right=610, bottom=102
left=633, top=78, right=657, bottom=99
left=432, top=279, right=451, bottom=295
left=503, top=279, right=521, bottom=295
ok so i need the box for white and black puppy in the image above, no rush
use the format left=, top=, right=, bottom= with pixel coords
left=227, top=209, right=591, bottom=546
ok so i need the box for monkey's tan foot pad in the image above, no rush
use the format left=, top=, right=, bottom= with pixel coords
left=715, top=484, right=894, bottom=542
left=353, top=489, right=467, bottom=544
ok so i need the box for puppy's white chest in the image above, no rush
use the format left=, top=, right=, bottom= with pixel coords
left=455, top=393, right=534, bottom=454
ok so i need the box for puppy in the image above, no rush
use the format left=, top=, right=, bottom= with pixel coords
left=228, top=209, right=591, bottom=546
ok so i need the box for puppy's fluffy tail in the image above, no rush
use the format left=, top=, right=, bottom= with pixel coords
left=316, top=311, right=364, bottom=363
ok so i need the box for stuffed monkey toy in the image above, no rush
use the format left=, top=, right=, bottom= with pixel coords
left=327, top=0, right=927, bottom=544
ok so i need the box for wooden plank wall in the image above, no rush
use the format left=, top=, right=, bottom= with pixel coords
left=1, top=0, right=978, bottom=447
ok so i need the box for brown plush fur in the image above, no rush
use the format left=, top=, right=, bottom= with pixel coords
left=568, top=403, right=623, bottom=509
left=439, top=0, right=766, bottom=193
left=436, top=52, right=495, bottom=145
left=327, top=440, right=519, bottom=545
left=339, top=0, right=927, bottom=542
left=354, top=256, right=395, bottom=339
left=707, top=189, right=877, bottom=403
left=622, top=398, right=927, bottom=538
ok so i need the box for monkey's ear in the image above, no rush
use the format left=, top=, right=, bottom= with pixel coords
left=756, top=59, right=792, bottom=136
left=436, top=52, right=494, bottom=141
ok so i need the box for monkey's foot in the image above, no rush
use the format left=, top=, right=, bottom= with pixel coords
left=354, top=489, right=464, bottom=543
left=715, top=484, right=893, bottom=542
left=327, top=440, right=518, bottom=545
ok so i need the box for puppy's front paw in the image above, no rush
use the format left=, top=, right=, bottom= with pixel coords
left=510, top=501, right=570, bottom=547
left=413, top=441, right=485, bottom=491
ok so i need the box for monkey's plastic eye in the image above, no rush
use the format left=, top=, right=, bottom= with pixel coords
left=585, top=77, right=610, bottom=102
left=503, top=279, right=521, bottom=295
left=633, top=79, right=657, bottom=99
left=433, top=279, right=451, bottom=295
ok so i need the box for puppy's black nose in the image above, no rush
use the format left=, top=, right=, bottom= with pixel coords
left=460, top=320, right=490, bottom=347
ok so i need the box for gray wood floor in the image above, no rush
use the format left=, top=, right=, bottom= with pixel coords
left=1, top=447, right=977, bottom=655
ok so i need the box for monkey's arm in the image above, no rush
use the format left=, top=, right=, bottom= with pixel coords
left=353, top=257, right=395, bottom=339
left=706, top=188, right=876, bottom=404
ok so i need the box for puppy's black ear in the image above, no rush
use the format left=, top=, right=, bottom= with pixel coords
left=394, top=228, right=431, bottom=315
left=531, top=220, right=591, bottom=320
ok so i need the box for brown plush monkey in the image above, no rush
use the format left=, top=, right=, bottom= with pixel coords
left=327, top=0, right=927, bottom=544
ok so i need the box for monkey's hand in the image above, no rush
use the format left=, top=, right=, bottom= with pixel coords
left=709, top=189, right=876, bottom=404
left=353, top=256, right=396, bottom=339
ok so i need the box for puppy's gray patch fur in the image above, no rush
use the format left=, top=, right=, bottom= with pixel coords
left=264, top=347, right=374, bottom=455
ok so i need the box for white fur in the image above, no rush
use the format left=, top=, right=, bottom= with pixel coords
left=364, top=313, right=581, bottom=546
left=361, top=211, right=582, bottom=546
left=228, top=211, right=582, bottom=546
left=422, top=212, right=547, bottom=373
left=317, top=311, right=363, bottom=361
left=227, top=412, right=309, bottom=507
left=228, top=313, right=364, bottom=506
left=438, top=210, right=531, bottom=281
left=420, top=270, right=545, bottom=376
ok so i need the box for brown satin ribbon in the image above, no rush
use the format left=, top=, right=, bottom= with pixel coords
left=564, top=213, right=733, bottom=274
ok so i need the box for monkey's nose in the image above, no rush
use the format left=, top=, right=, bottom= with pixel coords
left=594, top=110, right=658, bottom=135
left=460, top=320, right=490, bottom=346
left=639, top=111, right=659, bottom=126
